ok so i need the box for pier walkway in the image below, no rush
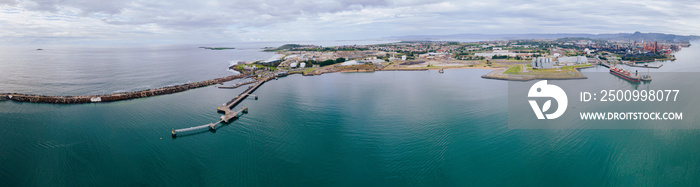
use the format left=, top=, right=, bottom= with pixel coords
left=218, top=80, right=265, bottom=113
left=217, top=79, right=258, bottom=89
left=172, top=79, right=263, bottom=137
left=171, top=107, right=248, bottom=137
left=171, top=71, right=287, bottom=138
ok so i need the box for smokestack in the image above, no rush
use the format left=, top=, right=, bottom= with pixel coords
left=654, top=41, right=658, bottom=54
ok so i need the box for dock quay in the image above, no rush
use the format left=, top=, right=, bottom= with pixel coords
left=217, top=73, right=286, bottom=119
left=622, top=61, right=663, bottom=68
left=0, top=74, right=246, bottom=104
left=217, top=79, right=257, bottom=89
left=220, top=107, right=249, bottom=122
left=218, top=80, right=265, bottom=113
left=173, top=73, right=283, bottom=138
left=600, top=61, right=662, bottom=69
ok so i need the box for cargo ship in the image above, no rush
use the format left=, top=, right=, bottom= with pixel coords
left=609, top=66, right=641, bottom=82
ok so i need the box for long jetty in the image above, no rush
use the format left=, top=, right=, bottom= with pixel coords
left=171, top=107, right=248, bottom=137
left=0, top=74, right=246, bottom=104
left=171, top=80, right=262, bottom=138
left=218, top=80, right=265, bottom=114
left=172, top=73, right=286, bottom=138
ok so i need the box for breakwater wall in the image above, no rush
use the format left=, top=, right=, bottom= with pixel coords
left=0, top=74, right=246, bottom=104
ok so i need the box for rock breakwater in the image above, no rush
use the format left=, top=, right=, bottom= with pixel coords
left=0, top=74, right=245, bottom=104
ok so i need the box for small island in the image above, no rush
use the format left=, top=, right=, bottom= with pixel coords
left=199, top=47, right=235, bottom=50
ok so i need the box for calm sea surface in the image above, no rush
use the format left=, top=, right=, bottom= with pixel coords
left=0, top=41, right=699, bottom=186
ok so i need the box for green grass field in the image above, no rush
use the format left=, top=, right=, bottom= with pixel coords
left=505, top=63, right=591, bottom=77
left=504, top=64, right=522, bottom=74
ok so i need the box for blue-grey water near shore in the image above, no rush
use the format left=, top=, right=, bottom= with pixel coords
left=1, top=41, right=699, bottom=186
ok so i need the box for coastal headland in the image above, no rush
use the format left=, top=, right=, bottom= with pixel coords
left=3, top=35, right=691, bottom=104
left=240, top=37, right=687, bottom=80
left=0, top=74, right=245, bottom=104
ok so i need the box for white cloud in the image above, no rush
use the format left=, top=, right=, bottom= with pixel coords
left=0, top=0, right=698, bottom=44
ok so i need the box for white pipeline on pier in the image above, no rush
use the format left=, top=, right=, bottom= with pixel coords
left=172, top=122, right=220, bottom=137
left=172, top=73, right=283, bottom=138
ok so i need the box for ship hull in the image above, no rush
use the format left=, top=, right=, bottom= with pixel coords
left=610, top=70, right=640, bottom=82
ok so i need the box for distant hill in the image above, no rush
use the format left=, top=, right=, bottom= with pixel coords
left=386, top=32, right=700, bottom=43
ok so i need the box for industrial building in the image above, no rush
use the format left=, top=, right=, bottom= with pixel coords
left=531, top=57, right=554, bottom=69
left=260, top=59, right=281, bottom=65
left=557, top=56, right=588, bottom=65
left=341, top=60, right=360, bottom=66
left=418, top=52, right=448, bottom=59
left=474, top=49, right=531, bottom=58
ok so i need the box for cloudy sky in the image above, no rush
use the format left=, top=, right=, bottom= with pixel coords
left=1, top=0, right=698, bottom=45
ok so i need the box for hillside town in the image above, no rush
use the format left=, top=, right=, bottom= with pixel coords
left=231, top=38, right=689, bottom=79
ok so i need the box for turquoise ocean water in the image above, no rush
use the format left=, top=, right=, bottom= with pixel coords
left=1, top=41, right=699, bottom=186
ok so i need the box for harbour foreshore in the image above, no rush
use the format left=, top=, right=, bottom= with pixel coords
left=0, top=74, right=246, bottom=104
left=480, top=66, right=590, bottom=81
